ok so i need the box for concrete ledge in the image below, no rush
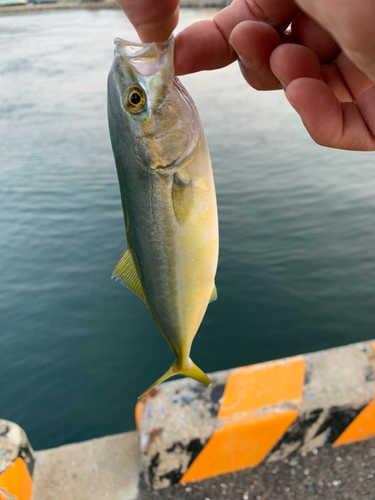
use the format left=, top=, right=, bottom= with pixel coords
left=137, top=340, right=375, bottom=489
left=0, top=420, right=34, bottom=500
left=32, top=431, right=141, bottom=500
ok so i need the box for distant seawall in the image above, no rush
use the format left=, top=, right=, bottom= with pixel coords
left=0, top=0, right=231, bottom=15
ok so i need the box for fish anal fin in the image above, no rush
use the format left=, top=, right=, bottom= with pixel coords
left=209, top=284, right=218, bottom=303
left=112, top=248, right=146, bottom=302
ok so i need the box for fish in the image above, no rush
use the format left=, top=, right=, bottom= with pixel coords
left=107, top=35, right=219, bottom=397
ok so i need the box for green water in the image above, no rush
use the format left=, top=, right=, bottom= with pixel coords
left=1, top=9, right=375, bottom=450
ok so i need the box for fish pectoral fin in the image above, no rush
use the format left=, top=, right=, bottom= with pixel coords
left=138, top=358, right=211, bottom=399
left=209, top=284, right=218, bottom=303
left=112, top=248, right=146, bottom=302
left=172, top=172, right=194, bottom=225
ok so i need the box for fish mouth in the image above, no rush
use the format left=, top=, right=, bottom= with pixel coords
left=114, top=35, right=173, bottom=53
left=114, top=36, right=173, bottom=76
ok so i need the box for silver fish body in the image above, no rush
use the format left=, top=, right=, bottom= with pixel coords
left=107, top=36, right=218, bottom=395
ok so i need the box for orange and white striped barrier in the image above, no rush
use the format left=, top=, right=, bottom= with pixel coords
left=136, top=340, right=375, bottom=489
left=0, top=421, right=34, bottom=500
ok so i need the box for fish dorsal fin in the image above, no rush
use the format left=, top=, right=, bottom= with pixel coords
left=112, top=248, right=146, bottom=302
left=209, top=284, right=218, bottom=303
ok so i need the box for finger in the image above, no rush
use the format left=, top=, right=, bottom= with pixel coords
left=270, top=43, right=321, bottom=88
left=319, top=53, right=372, bottom=103
left=272, top=44, right=372, bottom=103
left=175, top=0, right=299, bottom=75
left=295, top=0, right=375, bottom=84
left=229, top=21, right=282, bottom=90
left=357, top=87, right=375, bottom=137
left=214, top=0, right=299, bottom=36
left=175, top=20, right=237, bottom=76
left=271, top=44, right=355, bottom=103
left=285, top=78, right=375, bottom=150
left=320, top=63, right=354, bottom=102
left=116, top=0, right=179, bottom=42
left=291, top=12, right=340, bottom=64
left=335, top=52, right=373, bottom=100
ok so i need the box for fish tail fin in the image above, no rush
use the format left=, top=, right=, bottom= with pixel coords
left=184, top=358, right=211, bottom=386
left=138, top=362, right=179, bottom=399
left=138, top=358, right=211, bottom=399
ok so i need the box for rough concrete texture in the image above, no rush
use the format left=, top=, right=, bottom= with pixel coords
left=0, top=419, right=34, bottom=476
left=267, top=341, right=375, bottom=462
left=302, top=342, right=374, bottom=412
left=138, top=340, right=375, bottom=489
left=138, top=370, right=229, bottom=489
left=138, top=437, right=375, bottom=500
left=32, top=431, right=141, bottom=500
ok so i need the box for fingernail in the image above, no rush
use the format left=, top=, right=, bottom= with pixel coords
left=238, top=54, right=253, bottom=70
left=271, top=69, right=287, bottom=90
left=286, top=95, right=301, bottom=114
left=229, top=38, right=253, bottom=69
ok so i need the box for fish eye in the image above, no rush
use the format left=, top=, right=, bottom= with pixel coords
left=124, top=85, right=146, bottom=113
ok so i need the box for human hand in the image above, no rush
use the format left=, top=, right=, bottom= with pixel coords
left=117, top=0, right=375, bottom=151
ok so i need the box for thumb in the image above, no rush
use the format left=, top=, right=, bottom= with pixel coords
left=116, top=0, right=179, bottom=43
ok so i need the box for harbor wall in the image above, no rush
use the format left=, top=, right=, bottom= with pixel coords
left=0, top=420, right=34, bottom=500
left=1, top=339, right=375, bottom=498
left=136, top=340, right=375, bottom=489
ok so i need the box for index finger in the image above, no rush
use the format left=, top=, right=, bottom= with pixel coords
left=116, top=0, right=179, bottom=43
left=175, top=0, right=299, bottom=75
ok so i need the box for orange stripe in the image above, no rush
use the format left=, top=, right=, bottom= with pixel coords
left=135, top=400, right=143, bottom=429
left=334, top=345, right=375, bottom=447
left=181, top=409, right=298, bottom=482
left=219, top=357, right=306, bottom=419
left=333, top=399, right=375, bottom=447
left=0, top=458, right=32, bottom=500
left=180, top=357, right=305, bottom=483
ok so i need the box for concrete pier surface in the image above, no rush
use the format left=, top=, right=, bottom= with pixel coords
left=139, top=437, right=375, bottom=500
left=32, top=431, right=141, bottom=500
left=30, top=432, right=375, bottom=500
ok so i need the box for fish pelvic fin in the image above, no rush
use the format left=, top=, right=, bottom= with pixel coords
left=138, top=358, right=211, bottom=399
